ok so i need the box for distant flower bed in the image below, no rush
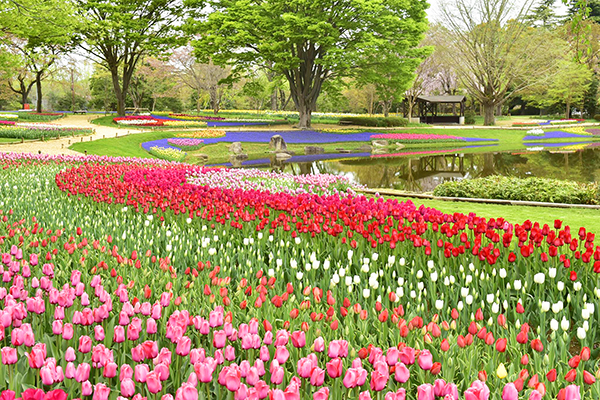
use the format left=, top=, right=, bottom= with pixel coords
left=370, top=133, right=464, bottom=143
left=148, top=146, right=187, bottom=162
left=114, top=116, right=163, bottom=126
left=319, top=128, right=365, bottom=134
left=586, top=128, right=600, bottom=135
left=175, top=129, right=226, bottom=139
left=526, top=128, right=544, bottom=135
left=17, top=112, right=64, bottom=122
left=0, top=120, right=16, bottom=125
left=167, top=138, right=204, bottom=150
left=512, top=122, right=539, bottom=126
left=169, top=113, right=226, bottom=121
left=162, top=120, right=208, bottom=128
left=549, top=119, right=584, bottom=125
left=0, top=125, right=93, bottom=139
left=0, top=114, right=18, bottom=120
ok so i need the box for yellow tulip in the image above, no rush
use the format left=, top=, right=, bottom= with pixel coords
left=496, top=363, right=508, bottom=379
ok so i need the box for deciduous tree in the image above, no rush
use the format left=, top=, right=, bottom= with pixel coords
left=188, top=0, right=429, bottom=128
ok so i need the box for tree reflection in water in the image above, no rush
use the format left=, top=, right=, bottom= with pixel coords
left=262, top=148, right=600, bottom=192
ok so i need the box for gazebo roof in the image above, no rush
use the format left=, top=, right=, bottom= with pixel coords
left=417, top=95, right=466, bottom=103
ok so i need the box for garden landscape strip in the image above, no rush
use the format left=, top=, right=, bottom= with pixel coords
left=0, top=152, right=597, bottom=399
left=522, top=131, right=595, bottom=141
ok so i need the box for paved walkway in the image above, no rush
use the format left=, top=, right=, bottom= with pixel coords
left=0, top=114, right=145, bottom=155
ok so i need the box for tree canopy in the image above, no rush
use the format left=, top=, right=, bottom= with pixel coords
left=187, top=0, right=429, bottom=128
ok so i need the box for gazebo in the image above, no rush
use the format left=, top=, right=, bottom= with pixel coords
left=408, top=95, right=466, bottom=124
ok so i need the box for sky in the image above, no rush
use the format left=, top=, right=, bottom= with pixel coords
left=426, top=0, right=570, bottom=23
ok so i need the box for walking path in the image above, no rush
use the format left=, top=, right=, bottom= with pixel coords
left=0, top=114, right=145, bottom=155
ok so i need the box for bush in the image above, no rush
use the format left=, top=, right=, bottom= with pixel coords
left=464, top=110, right=476, bottom=125
left=594, top=114, right=600, bottom=121
left=433, top=176, right=598, bottom=205
left=338, top=116, right=408, bottom=127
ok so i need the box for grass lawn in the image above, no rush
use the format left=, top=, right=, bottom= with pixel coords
left=69, top=131, right=173, bottom=158
left=0, top=138, right=21, bottom=143
left=390, top=196, right=600, bottom=235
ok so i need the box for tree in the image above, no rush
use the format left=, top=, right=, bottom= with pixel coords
left=130, top=57, right=179, bottom=111
left=75, top=0, right=188, bottom=116
left=547, top=60, right=592, bottom=118
left=1, top=0, right=75, bottom=112
left=172, top=47, right=230, bottom=114
left=526, top=0, right=559, bottom=27
left=89, top=66, right=116, bottom=112
left=358, top=47, right=430, bottom=117
left=188, top=0, right=429, bottom=128
left=441, top=0, right=562, bottom=125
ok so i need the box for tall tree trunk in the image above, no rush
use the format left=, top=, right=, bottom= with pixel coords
left=110, top=67, right=126, bottom=116
left=483, top=101, right=495, bottom=126
left=566, top=101, right=571, bottom=119
left=298, top=104, right=312, bottom=129
left=382, top=100, right=390, bottom=118
left=35, top=72, right=43, bottom=113
left=271, top=90, right=278, bottom=111
left=496, top=103, right=502, bottom=117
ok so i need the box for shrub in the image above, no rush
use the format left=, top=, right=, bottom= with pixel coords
left=338, top=116, right=408, bottom=127
left=433, top=176, right=598, bottom=205
left=464, top=110, right=476, bottom=125
left=594, top=114, right=600, bottom=121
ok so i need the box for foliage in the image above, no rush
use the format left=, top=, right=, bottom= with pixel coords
left=441, top=0, right=564, bottom=125
left=594, top=114, right=600, bottom=121
left=74, top=0, right=190, bottom=115
left=433, top=175, right=599, bottom=204
left=464, top=110, right=476, bottom=125
left=339, top=117, right=408, bottom=127
left=188, top=0, right=428, bottom=128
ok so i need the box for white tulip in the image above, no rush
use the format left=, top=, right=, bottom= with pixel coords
left=499, top=268, right=507, bottom=278
left=550, top=319, right=559, bottom=331
left=534, top=273, right=545, bottom=284
left=513, top=280, right=522, bottom=290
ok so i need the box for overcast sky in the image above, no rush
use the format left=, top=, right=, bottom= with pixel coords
left=426, top=0, right=569, bottom=23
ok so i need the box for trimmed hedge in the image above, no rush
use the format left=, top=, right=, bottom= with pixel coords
left=338, top=116, right=408, bottom=127
left=433, top=176, right=598, bottom=205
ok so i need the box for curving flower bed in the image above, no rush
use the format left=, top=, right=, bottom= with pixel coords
left=148, top=146, right=187, bottom=162
left=0, top=154, right=595, bottom=400
left=167, top=138, right=205, bottom=151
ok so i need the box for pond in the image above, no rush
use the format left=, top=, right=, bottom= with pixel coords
left=216, top=144, right=600, bottom=192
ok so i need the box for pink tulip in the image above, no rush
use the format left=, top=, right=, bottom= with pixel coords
left=371, top=369, right=389, bottom=392
left=213, top=331, right=227, bottom=348
left=314, top=337, right=325, bottom=353
left=275, top=346, right=289, bottom=364
left=114, top=326, right=125, bottom=343
left=40, top=366, right=54, bottom=385
left=1, top=347, right=17, bottom=365
left=291, top=331, right=306, bottom=348
left=502, top=383, right=518, bottom=400
left=82, top=380, right=93, bottom=396
left=121, top=378, right=135, bottom=397
left=93, top=383, right=110, bottom=400
left=298, top=358, right=314, bottom=378
left=313, top=387, right=329, bottom=400
left=529, top=390, right=542, bottom=400
left=358, top=391, right=372, bottom=400
left=176, top=336, right=191, bottom=356
left=418, top=350, right=433, bottom=370
left=225, top=345, right=235, bottom=361
left=326, top=358, right=343, bottom=378
left=147, top=371, right=162, bottom=394
left=120, top=364, right=134, bottom=381
left=564, top=385, right=581, bottom=400
left=135, top=364, right=149, bottom=383
left=399, top=347, right=415, bottom=365
left=464, top=381, right=490, bottom=400
left=271, top=366, right=284, bottom=385
left=343, top=368, right=358, bottom=388
left=418, top=384, right=435, bottom=400
left=104, top=362, right=118, bottom=378
left=310, top=367, right=325, bottom=387
left=75, top=363, right=91, bottom=382
left=328, top=340, right=348, bottom=358
left=394, top=362, right=410, bottom=383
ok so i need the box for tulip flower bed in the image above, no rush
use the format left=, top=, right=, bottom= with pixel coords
left=0, top=125, right=93, bottom=140
left=0, top=153, right=598, bottom=400
left=174, top=130, right=226, bottom=139
left=114, top=117, right=164, bottom=127
left=167, top=139, right=204, bottom=151
left=369, top=134, right=495, bottom=144
left=148, top=146, right=187, bottom=162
